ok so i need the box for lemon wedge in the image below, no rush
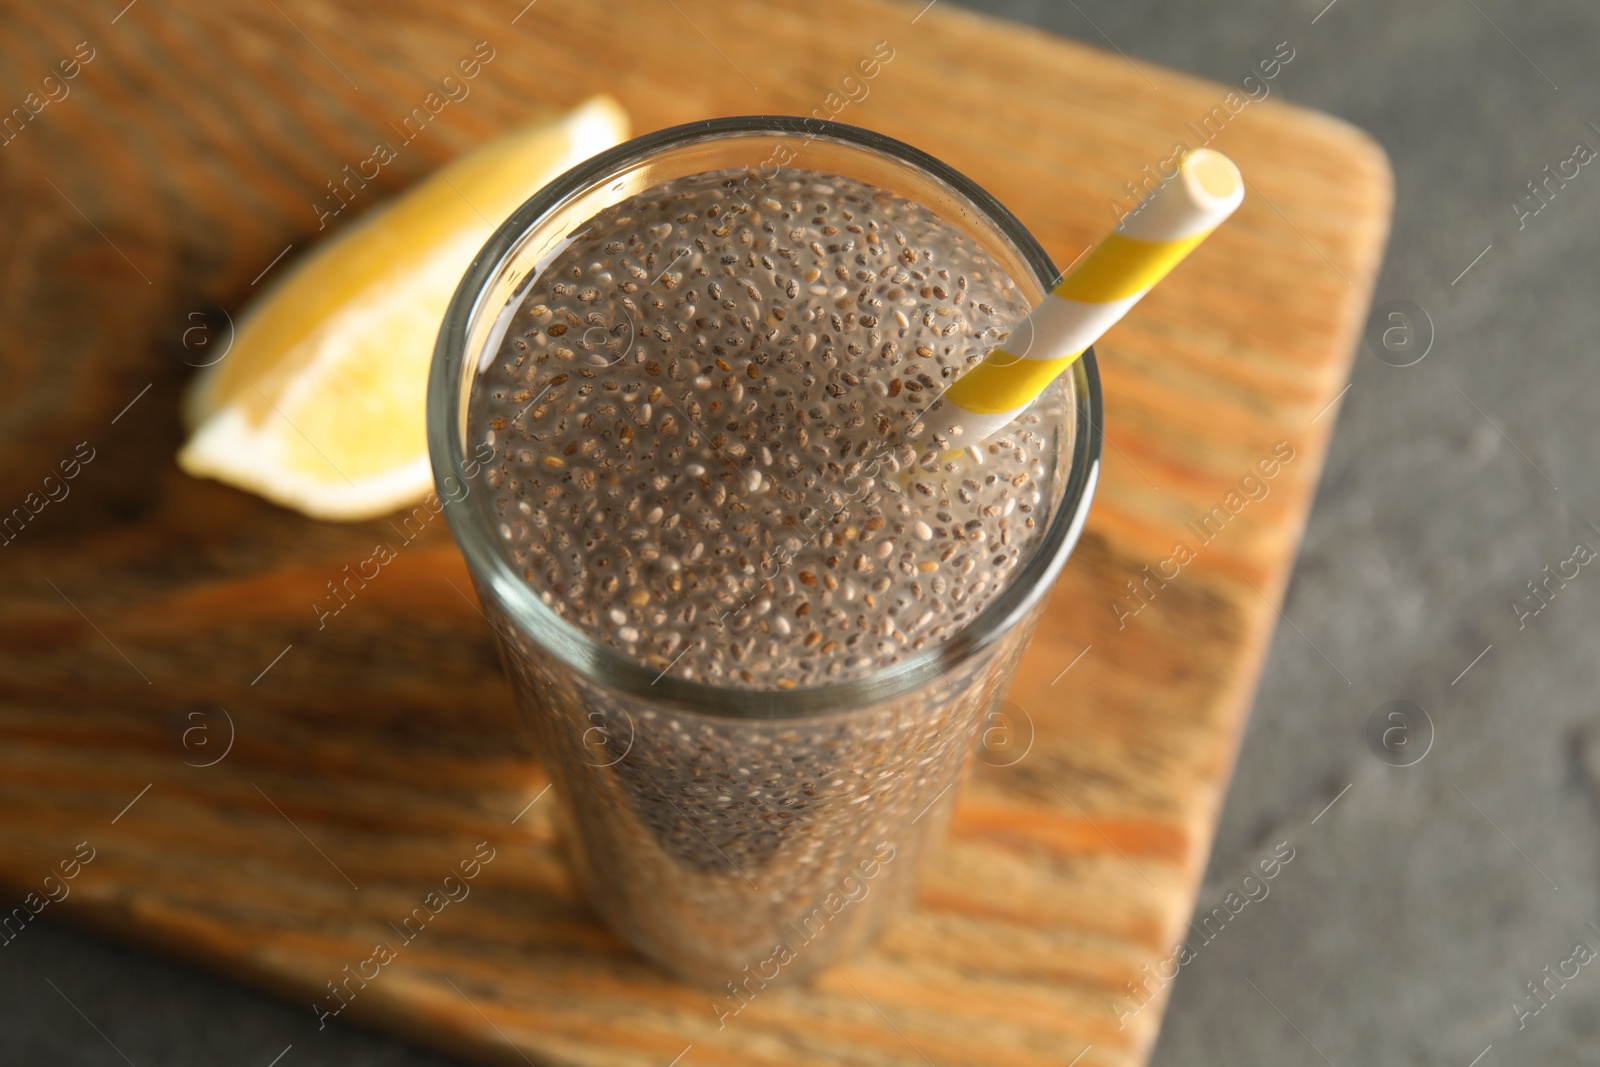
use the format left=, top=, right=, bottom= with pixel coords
left=178, top=95, right=630, bottom=520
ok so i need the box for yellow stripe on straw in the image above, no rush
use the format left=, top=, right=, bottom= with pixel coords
left=1052, top=231, right=1209, bottom=304
left=921, top=148, right=1245, bottom=449
left=942, top=347, right=1084, bottom=415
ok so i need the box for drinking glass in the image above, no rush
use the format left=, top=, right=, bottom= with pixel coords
left=428, top=116, right=1102, bottom=986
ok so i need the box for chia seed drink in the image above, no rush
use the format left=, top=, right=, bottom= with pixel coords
left=476, top=169, right=1050, bottom=685
left=432, top=121, right=1099, bottom=987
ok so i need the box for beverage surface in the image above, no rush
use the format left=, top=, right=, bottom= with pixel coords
left=470, top=167, right=1063, bottom=688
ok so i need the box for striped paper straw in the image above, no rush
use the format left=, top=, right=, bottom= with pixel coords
left=922, top=148, right=1245, bottom=448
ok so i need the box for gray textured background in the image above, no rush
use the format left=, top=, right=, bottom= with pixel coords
left=7, top=1, right=1596, bottom=1064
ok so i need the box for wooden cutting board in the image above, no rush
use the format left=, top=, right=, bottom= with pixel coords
left=0, top=1, right=1389, bottom=1065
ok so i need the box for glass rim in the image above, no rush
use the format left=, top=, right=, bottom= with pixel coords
left=427, top=115, right=1103, bottom=720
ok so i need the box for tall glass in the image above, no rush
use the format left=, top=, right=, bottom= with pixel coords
left=428, top=117, right=1102, bottom=987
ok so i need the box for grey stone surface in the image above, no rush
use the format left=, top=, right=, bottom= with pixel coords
left=8, top=1, right=1598, bottom=1064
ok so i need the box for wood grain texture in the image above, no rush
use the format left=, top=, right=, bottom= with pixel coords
left=0, top=1, right=1390, bottom=1065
